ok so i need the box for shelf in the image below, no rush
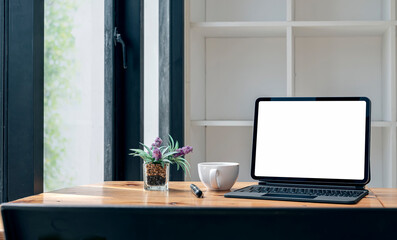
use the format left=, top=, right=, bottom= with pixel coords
left=191, top=22, right=287, bottom=37
left=191, top=120, right=394, bottom=127
left=187, top=1, right=397, bottom=187
left=193, top=0, right=389, bottom=22
left=292, top=21, right=391, bottom=27
left=191, top=21, right=391, bottom=37
left=293, top=21, right=390, bottom=37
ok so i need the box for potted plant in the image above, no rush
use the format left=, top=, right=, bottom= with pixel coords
left=130, top=136, right=193, bottom=191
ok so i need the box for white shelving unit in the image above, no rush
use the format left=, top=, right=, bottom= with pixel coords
left=185, top=0, right=397, bottom=187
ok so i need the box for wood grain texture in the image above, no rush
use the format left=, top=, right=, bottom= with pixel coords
left=8, top=181, right=384, bottom=208
left=370, top=188, right=397, bottom=207
left=1, top=181, right=396, bottom=240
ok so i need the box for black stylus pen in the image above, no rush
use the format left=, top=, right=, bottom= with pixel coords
left=190, top=184, right=204, bottom=198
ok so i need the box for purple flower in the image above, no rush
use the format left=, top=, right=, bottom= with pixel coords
left=152, top=147, right=162, bottom=161
left=151, top=137, right=163, bottom=149
left=174, top=146, right=193, bottom=157
left=174, top=148, right=184, bottom=157
left=182, top=146, right=193, bottom=155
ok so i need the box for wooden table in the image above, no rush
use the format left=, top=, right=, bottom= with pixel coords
left=1, top=181, right=397, bottom=239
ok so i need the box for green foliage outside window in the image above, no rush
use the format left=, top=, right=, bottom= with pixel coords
left=44, top=0, right=79, bottom=191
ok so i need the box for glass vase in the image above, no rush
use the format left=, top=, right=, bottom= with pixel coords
left=143, top=163, right=169, bottom=191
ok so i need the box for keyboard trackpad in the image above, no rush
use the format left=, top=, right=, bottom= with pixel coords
left=263, top=193, right=317, bottom=199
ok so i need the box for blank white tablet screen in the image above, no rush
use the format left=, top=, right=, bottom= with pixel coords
left=254, top=101, right=366, bottom=180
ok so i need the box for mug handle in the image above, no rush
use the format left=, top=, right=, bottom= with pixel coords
left=210, top=169, right=220, bottom=189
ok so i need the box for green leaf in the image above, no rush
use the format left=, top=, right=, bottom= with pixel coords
left=161, top=146, right=169, bottom=155
left=181, top=162, right=191, bottom=177
left=130, top=148, right=152, bottom=160
left=174, top=159, right=190, bottom=177
left=163, top=151, right=178, bottom=159
left=144, top=159, right=152, bottom=164
left=174, top=157, right=190, bottom=168
left=140, top=152, right=152, bottom=159
left=130, top=149, right=146, bottom=155
left=169, top=135, right=175, bottom=149
left=180, top=158, right=191, bottom=167
left=175, top=141, right=179, bottom=150
left=141, top=143, right=153, bottom=155
left=130, top=148, right=142, bottom=153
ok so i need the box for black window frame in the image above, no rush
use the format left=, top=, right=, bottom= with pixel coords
left=105, top=0, right=185, bottom=181
left=105, top=0, right=145, bottom=181
left=1, top=0, right=44, bottom=202
left=0, top=0, right=185, bottom=202
left=159, top=0, right=185, bottom=180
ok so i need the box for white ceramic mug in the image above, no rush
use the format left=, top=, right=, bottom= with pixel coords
left=198, top=162, right=239, bottom=191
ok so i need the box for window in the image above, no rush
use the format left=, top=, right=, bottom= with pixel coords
left=0, top=0, right=184, bottom=201
left=44, top=0, right=105, bottom=191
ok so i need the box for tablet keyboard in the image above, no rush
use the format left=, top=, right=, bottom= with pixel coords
left=224, top=185, right=368, bottom=204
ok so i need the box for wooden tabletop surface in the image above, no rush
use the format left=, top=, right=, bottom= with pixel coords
left=1, top=181, right=397, bottom=239
left=7, top=181, right=397, bottom=208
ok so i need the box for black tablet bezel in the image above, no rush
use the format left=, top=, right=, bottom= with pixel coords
left=250, top=97, right=371, bottom=186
